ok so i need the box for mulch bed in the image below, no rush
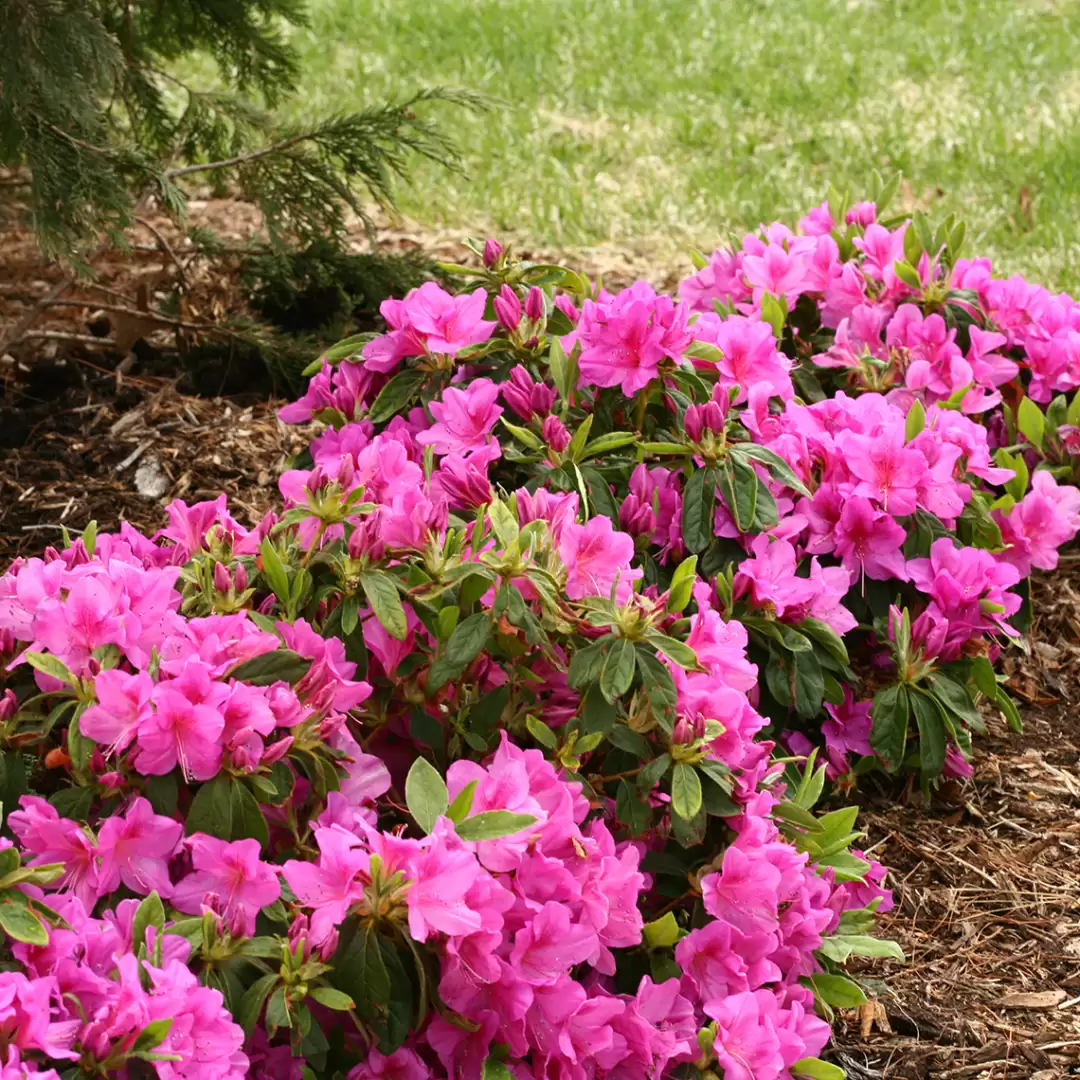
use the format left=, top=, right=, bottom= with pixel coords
left=3, top=199, right=1080, bottom=1078
left=835, top=571, right=1080, bottom=1079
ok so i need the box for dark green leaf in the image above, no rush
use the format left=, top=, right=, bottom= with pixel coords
left=228, top=649, right=312, bottom=687
left=911, top=690, right=947, bottom=777
left=615, top=779, right=650, bottom=833
left=186, top=773, right=233, bottom=839
left=870, top=685, right=909, bottom=771
left=231, top=780, right=269, bottom=848
left=599, top=637, right=637, bottom=704
left=681, top=467, right=716, bottom=554
left=368, top=368, right=428, bottom=424
left=359, top=572, right=407, bottom=641
left=445, top=612, right=491, bottom=667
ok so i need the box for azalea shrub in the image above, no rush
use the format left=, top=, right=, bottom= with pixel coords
left=0, top=183, right=1077, bottom=1080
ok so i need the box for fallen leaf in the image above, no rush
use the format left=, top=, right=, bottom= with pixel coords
left=996, top=990, right=1066, bottom=1009
left=858, top=1000, right=891, bottom=1038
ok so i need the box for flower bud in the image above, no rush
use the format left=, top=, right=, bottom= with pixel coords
left=494, top=285, right=523, bottom=332
left=0, top=689, right=17, bottom=722
left=86, top=657, right=101, bottom=678
left=268, top=684, right=306, bottom=728
left=555, top=294, right=580, bottom=324
left=233, top=563, right=248, bottom=593
left=503, top=365, right=556, bottom=422
left=483, top=238, right=504, bottom=268
left=673, top=717, right=694, bottom=745
left=307, top=466, right=328, bottom=495
left=524, top=286, right=545, bottom=322
left=213, top=562, right=232, bottom=593
left=337, top=454, right=355, bottom=491
left=845, top=201, right=877, bottom=227
left=619, top=495, right=656, bottom=539
left=542, top=415, right=571, bottom=453
left=43, top=546, right=62, bottom=563
left=692, top=713, right=706, bottom=740
left=684, top=404, right=704, bottom=443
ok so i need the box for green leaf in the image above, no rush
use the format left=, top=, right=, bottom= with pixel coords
left=1017, top=397, right=1046, bottom=450
left=994, top=687, right=1023, bottom=733
left=265, top=986, right=290, bottom=1031
left=634, top=649, right=678, bottom=730
left=818, top=934, right=906, bottom=964
left=615, top=778, right=650, bottom=833
left=500, top=416, right=543, bottom=450
left=360, top=572, right=408, bottom=641
left=870, top=684, right=909, bottom=771
left=228, top=649, right=312, bottom=687
left=0, top=898, right=49, bottom=945
left=580, top=432, right=638, bottom=460
left=456, top=811, right=537, bottom=842
left=681, top=467, right=716, bottom=554
left=793, top=1057, right=847, bottom=1080
left=731, top=444, right=811, bottom=497
left=231, top=780, right=269, bottom=848
left=670, top=763, right=702, bottom=821
left=797, top=617, right=850, bottom=666
left=893, top=259, right=922, bottom=290
left=446, top=780, right=477, bottom=824
left=482, top=1059, right=515, bottom=1080
left=309, top=986, right=355, bottom=1011
left=905, top=398, right=926, bottom=442
left=445, top=612, right=491, bottom=667
left=23, top=651, right=77, bottom=687
left=759, top=291, right=787, bottom=341
left=644, top=632, right=698, bottom=670
left=525, top=715, right=558, bottom=750
left=330, top=923, right=388, bottom=1026
left=405, top=757, right=449, bottom=835
left=599, top=637, right=637, bottom=704
left=643, top=911, right=680, bottom=949
left=607, top=724, right=651, bottom=758
left=49, top=786, right=91, bottom=821
left=132, top=1018, right=173, bottom=1053
left=793, top=650, right=825, bottom=720
left=665, top=554, right=698, bottom=613
left=910, top=690, right=947, bottom=777
left=259, top=538, right=291, bottom=605
left=547, top=336, right=578, bottom=407
left=131, top=892, right=165, bottom=958
left=717, top=458, right=757, bottom=533
left=806, top=972, right=868, bottom=1008
left=186, top=773, right=233, bottom=839
left=368, top=368, right=428, bottom=424
left=927, top=672, right=982, bottom=730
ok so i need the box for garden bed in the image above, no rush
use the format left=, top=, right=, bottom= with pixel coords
left=2, top=199, right=1080, bottom=1079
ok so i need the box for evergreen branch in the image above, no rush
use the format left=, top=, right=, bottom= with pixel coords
left=164, top=131, right=316, bottom=178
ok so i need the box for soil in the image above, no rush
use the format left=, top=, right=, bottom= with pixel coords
left=2, top=198, right=1080, bottom=1078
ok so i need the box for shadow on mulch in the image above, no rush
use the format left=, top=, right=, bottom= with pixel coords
left=0, top=361, right=312, bottom=562
left=834, top=572, right=1080, bottom=1079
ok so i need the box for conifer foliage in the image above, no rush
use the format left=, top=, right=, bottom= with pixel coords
left=0, top=0, right=476, bottom=259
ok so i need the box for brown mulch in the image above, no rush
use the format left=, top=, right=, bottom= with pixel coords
left=835, top=570, right=1080, bottom=1079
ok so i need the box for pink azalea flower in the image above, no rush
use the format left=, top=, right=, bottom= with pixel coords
left=833, top=496, right=910, bottom=581
left=416, top=379, right=503, bottom=457
left=81, top=668, right=153, bottom=756
left=405, top=283, right=497, bottom=355
left=7, top=797, right=100, bottom=911
left=97, top=797, right=183, bottom=899
left=137, top=683, right=225, bottom=782
left=172, top=836, right=281, bottom=937
left=558, top=516, right=643, bottom=603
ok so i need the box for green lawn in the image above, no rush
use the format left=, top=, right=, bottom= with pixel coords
left=291, top=0, right=1080, bottom=289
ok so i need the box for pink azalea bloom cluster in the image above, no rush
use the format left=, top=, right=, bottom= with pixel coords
left=3, top=894, right=247, bottom=1078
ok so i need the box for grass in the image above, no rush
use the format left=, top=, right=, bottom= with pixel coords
left=290, top=0, right=1080, bottom=289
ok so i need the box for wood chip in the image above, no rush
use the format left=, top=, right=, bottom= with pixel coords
left=995, top=990, right=1068, bottom=1009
